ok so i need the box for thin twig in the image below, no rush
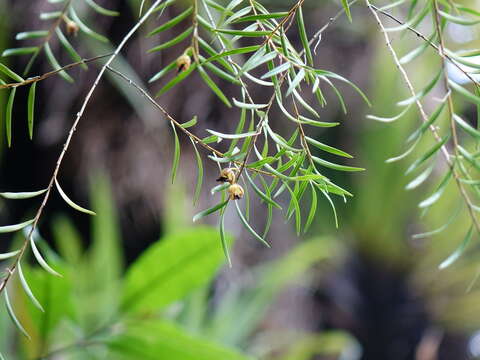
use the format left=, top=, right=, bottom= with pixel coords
left=370, top=3, right=480, bottom=89
left=0, top=53, right=113, bottom=89
left=105, top=65, right=274, bottom=177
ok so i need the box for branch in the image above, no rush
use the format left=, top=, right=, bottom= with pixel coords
left=365, top=0, right=480, bottom=235
left=0, top=54, right=113, bottom=89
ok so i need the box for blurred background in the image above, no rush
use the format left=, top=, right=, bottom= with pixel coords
left=1, top=0, right=480, bottom=359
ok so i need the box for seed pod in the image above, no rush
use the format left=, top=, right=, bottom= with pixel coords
left=65, top=20, right=79, bottom=36
left=228, top=183, right=244, bottom=200
left=176, top=54, right=191, bottom=73
left=216, top=168, right=236, bottom=183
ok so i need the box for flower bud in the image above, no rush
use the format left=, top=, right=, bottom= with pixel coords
left=228, top=183, right=244, bottom=200
left=216, top=168, right=236, bottom=184
left=176, top=54, right=191, bottom=73
left=65, top=20, right=79, bottom=36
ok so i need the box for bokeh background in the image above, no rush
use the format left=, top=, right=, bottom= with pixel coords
left=1, top=0, right=480, bottom=359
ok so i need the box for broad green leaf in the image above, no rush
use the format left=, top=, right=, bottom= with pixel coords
left=122, top=227, right=232, bottom=312
left=27, top=82, right=36, bottom=139
left=108, top=320, right=250, bottom=360
left=55, top=179, right=96, bottom=215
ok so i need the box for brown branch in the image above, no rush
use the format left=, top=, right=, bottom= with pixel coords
left=0, top=54, right=113, bottom=89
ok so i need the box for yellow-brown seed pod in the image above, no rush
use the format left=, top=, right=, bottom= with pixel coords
left=65, top=20, right=79, bottom=36
left=228, top=183, right=244, bottom=200
left=176, top=54, right=191, bottom=73
left=216, top=168, right=236, bottom=184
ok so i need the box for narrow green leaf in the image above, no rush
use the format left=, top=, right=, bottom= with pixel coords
left=233, top=98, right=268, bottom=109
left=149, top=60, right=176, bottom=83
left=367, top=104, right=412, bottom=123
left=341, top=0, right=352, bottom=21
left=406, top=135, right=450, bottom=174
left=0, top=63, right=24, bottom=82
left=261, top=62, right=290, bottom=79
left=148, top=28, right=193, bottom=53
left=17, top=262, right=44, bottom=312
left=304, top=184, right=317, bottom=233
left=219, top=208, right=231, bottom=267
left=171, top=122, right=180, bottom=184
left=418, top=169, right=452, bottom=208
left=27, top=82, right=36, bottom=139
left=234, top=200, right=270, bottom=247
left=407, top=102, right=445, bottom=143
left=30, top=236, right=62, bottom=277
left=450, top=80, right=480, bottom=106
left=0, top=250, right=20, bottom=260
left=181, top=116, right=197, bottom=128
left=190, top=139, right=203, bottom=205
left=69, top=7, right=109, bottom=42
left=202, top=45, right=260, bottom=65
left=312, top=156, right=365, bottom=172
left=5, top=88, right=16, bottom=147
left=207, top=129, right=256, bottom=139
left=405, top=164, right=434, bottom=190
left=148, top=6, right=193, bottom=36
left=1, top=47, right=38, bottom=57
left=285, top=183, right=301, bottom=236
left=455, top=114, right=480, bottom=139
left=306, top=136, right=352, bottom=158
left=439, top=10, right=480, bottom=25
left=439, top=226, right=474, bottom=269
left=85, top=0, right=119, bottom=16
left=155, top=62, right=197, bottom=97
left=214, top=28, right=271, bottom=37
left=44, top=43, right=74, bottom=83
left=193, top=199, right=229, bottom=222
left=198, top=66, right=232, bottom=107
left=15, top=31, right=49, bottom=40
left=0, top=219, right=34, bottom=233
left=55, top=179, right=96, bottom=215
left=55, top=28, right=87, bottom=70
left=4, top=289, right=30, bottom=339
left=296, top=6, right=313, bottom=65
left=0, top=189, right=46, bottom=199
left=244, top=170, right=282, bottom=209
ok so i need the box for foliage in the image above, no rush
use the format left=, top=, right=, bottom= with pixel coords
left=0, top=0, right=480, bottom=354
left=0, top=175, right=345, bottom=359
